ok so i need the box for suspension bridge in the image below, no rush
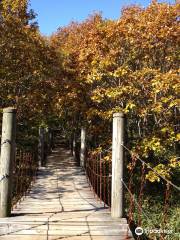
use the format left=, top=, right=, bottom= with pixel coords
left=0, top=146, right=133, bottom=240
left=0, top=108, right=179, bottom=240
left=0, top=109, right=133, bottom=240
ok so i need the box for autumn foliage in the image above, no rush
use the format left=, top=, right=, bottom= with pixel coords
left=0, top=0, right=60, bottom=128
left=50, top=2, right=179, bottom=183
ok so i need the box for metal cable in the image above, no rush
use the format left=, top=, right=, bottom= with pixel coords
left=11, top=148, right=38, bottom=207
left=1, top=139, right=11, bottom=145
left=101, top=146, right=112, bottom=154
left=86, top=164, right=111, bottom=178
left=0, top=174, right=9, bottom=182
left=121, top=144, right=180, bottom=191
left=121, top=178, right=157, bottom=229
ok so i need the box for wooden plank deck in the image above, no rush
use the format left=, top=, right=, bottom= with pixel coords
left=0, top=147, right=133, bottom=240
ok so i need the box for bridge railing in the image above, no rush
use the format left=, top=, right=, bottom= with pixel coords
left=85, top=147, right=112, bottom=207
left=12, top=148, right=38, bottom=208
left=76, top=113, right=180, bottom=240
left=0, top=108, right=53, bottom=217
left=120, top=143, right=180, bottom=240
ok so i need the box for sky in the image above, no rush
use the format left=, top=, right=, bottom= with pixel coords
left=29, top=0, right=175, bottom=36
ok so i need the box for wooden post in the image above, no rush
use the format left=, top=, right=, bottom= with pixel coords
left=72, top=132, right=76, bottom=159
left=111, top=112, right=125, bottom=218
left=48, top=128, right=52, bottom=154
left=0, top=108, right=16, bottom=217
left=50, top=129, right=55, bottom=150
left=38, top=127, right=45, bottom=167
left=70, top=134, right=73, bottom=156
left=49, top=129, right=53, bottom=151
left=46, top=127, right=51, bottom=155
left=80, top=126, right=86, bottom=168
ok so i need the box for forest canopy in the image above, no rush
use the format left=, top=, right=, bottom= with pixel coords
left=50, top=1, right=180, bottom=183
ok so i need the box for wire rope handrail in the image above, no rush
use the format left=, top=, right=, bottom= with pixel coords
left=84, top=141, right=179, bottom=239
left=121, top=143, right=180, bottom=191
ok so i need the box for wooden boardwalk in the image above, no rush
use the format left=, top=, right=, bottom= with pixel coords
left=0, top=147, right=133, bottom=240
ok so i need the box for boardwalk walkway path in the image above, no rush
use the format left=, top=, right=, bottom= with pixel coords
left=0, top=147, right=133, bottom=240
